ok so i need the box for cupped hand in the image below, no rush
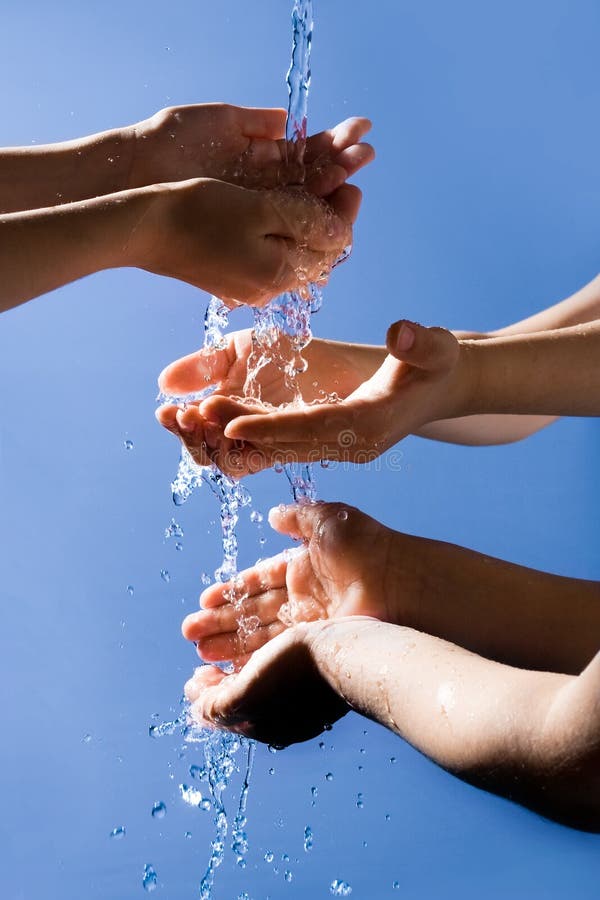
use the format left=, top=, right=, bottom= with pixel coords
left=181, top=501, right=409, bottom=666
left=156, top=329, right=383, bottom=474
left=157, top=320, right=470, bottom=474
left=217, top=320, right=470, bottom=464
left=129, top=104, right=374, bottom=196
left=184, top=620, right=351, bottom=747
left=134, top=178, right=361, bottom=306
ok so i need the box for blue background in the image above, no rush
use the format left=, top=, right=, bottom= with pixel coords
left=1, top=0, right=599, bottom=897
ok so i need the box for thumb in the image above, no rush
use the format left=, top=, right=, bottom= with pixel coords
left=386, top=320, right=459, bottom=373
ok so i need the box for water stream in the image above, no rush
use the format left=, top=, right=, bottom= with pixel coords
left=154, top=2, right=320, bottom=895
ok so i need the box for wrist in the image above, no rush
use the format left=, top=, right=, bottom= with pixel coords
left=450, top=338, right=484, bottom=418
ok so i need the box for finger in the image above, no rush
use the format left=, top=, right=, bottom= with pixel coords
left=304, top=117, right=372, bottom=162
left=326, top=183, right=363, bottom=226
left=199, top=553, right=288, bottom=608
left=196, top=620, right=287, bottom=663
left=238, top=106, right=287, bottom=140
left=268, top=500, right=345, bottom=542
left=155, top=403, right=179, bottom=433
left=332, top=142, right=375, bottom=178
left=329, top=116, right=373, bottom=154
left=386, top=320, right=460, bottom=373
left=184, top=664, right=225, bottom=702
left=157, top=344, right=234, bottom=396
left=155, top=404, right=214, bottom=466
left=183, top=588, right=287, bottom=642
left=223, top=401, right=356, bottom=445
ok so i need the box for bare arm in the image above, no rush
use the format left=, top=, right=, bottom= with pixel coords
left=312, top=619, right=600, bottom=831
left=419, top=274, right=600, bottom=445
left=0, top=178, right=354, bottom=313
left=188, top=616, right=600, bottom=831
left=0, top=130, right=134, bottom=214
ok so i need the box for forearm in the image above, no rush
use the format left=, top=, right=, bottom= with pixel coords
left=0, top=187, right=151, bottom=311
left=392, top=533, right=600, bottom=674
left=418, top=276, right=600, bottom=444
left=0, top=127, right=135, bottom=213
left=464, top=321, right=600, bottom=417
left=310, top=618, right=600, bottom=829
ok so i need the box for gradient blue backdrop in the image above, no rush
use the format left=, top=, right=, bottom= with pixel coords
left=1, top=1, right=599, bottom=897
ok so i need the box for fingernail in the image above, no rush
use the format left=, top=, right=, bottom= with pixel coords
left=394, top=322, right=415, bottom=352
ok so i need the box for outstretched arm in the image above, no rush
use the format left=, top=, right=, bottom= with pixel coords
left=187, top=617, right=600, bottom=831
left=0, top=104, right=374, bottom=213
left=0, top=179, right=356, bottom=313
left=419, top=274, right=600, bottom=445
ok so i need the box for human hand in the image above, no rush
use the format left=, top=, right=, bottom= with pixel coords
left=181, top=501, right=418, bottom=665
left=128, top=104, right=374, bottom=196
left=214, top=320, right=473, bottom=465
left=156, top=330, right=383, bottom=473
left=131, top=177, right=360, bottom=306
left=157, top=320, right=472, bottom=474
left=184, top=619, right=351, bottom=747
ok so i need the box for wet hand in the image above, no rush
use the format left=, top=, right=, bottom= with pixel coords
left=132, top=178, right=360, bottom=306
left=181, top=501, right=406, bottom=666
left=216, top=321, right=471, bottom=465
left=156, top=330, right=382, bottom=474
left=184, top=620, right=350, bottom=747
left=128, top=104, right=374, bottom=196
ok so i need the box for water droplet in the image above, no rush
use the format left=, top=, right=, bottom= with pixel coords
left=190, top=764, right=205, bottom=780
left=390, top=756, right=397, bottom=764
left=175, top=542, right=183, bottom=552
left=330, top=879, right=352, bottom=896
left=151, top=801, right=166, bottom=819
left=282, top=853, right=290, bottom=862
left=356, top=793, right=364, bottom=809
left=126, top=585, right=134, bottom=596
left=185, top=831, right=192, bottom=839
left=385, top=813, right=391, bottom=822
left=311, top=786, right=318, bottom=799
left=250, top=510, right=263, bottom=524
left=124, top=439, right=134, bottom=450
left=264, top=851, right=274, bottom=863
left=110, top=826, right=125, bottom=839
left=320, top=458, right=331, bottom=469
left=318, top=741, right=325, bottom=750
left=82, top=733, right=92, bottom=744
left=160, top=569, right=170, bottom=583
left=284, top=870, right=293, bottom=883
left=268, top=767, right=275, bottom=776
left=142, top=864, right=158, bottom=892
left=201, top=572, right=211, bottom=586
left=325, top=772, right=333, bottom=782
left=303, top=825, right=313, bottom=851
left=393, top=881, right=400, bottom=890
left=268, top=744, right=278, bottom=754
left=274, top=461, right=284, bottom=474
left=336, top=509, right=348, bottom=521
left=164, top=519, right=184, bottom=540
